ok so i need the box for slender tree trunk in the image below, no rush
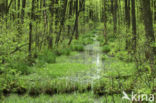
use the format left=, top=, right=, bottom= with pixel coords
left=103, top=0, right=107, bottom=44
left=75, top=0, right=79, bottom=39
left=125, top=0, right=131, bottom=50
left=48, top=0, right=55, bottom=49
left=29, top=0, right=35, bottom=58
left=21, top=0, right=26, bottom=24
left=0, top=0, right=6, bottom=17
left=125, top=0, right=130, bottom=27
left=154, top=0, right=156, bottom=24
left=113, top=0, right=118, bottom=34
left=68, top=18, right=76, bottom=45
left=55, top=0, right=68, bottom=45
left=131, top=0, right=137, bottom=51
left=43, top=0, right=47, bottom=36
left=68, top=0, right=73, bottom=40
left=18, top=0, right=20, bottom=21
left=111, top=0, right=114, bottom=15
left=142, top=0, right=155, bottom=61
left=83, top=0, right=86, bottom=33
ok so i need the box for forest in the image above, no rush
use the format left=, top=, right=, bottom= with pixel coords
left=0, top=0, right=156, bottom=102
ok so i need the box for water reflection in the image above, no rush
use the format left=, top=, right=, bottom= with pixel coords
left=60, top=36, right=104, bottom=84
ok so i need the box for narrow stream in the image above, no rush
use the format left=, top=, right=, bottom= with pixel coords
left=60, top=34, right=104, bottom=86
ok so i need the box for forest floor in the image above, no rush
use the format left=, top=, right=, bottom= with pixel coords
left=1, top=30, right=155, bottom=103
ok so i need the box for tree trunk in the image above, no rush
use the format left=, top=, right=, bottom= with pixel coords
left=125, top=0, right=130, bottom=27
left=21, top=0, right=26, bottom=24
left=55, top=0, right=68, bottom=45
left=142, top=0, right=155, bottom=61
left=103, top=0, right=107, bottom=44
left=125, top=0, right=131, bottom=50
left=75, top=0, right=79, bottom=39
left=131, top=0, right=137, bottom=51
left=29, top=0, right=35, bottom=58
left=18, top=0, right=20, bottom=21
left=48, top=0, right=55, bottom=49
left=0, top=0, right=6, bottom=16
left=113, top=0, right=118, bottom=34
left=111, top=0, right=114, bottom=15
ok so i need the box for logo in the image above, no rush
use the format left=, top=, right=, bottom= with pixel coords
left=122, top=91, right=155, bottom=102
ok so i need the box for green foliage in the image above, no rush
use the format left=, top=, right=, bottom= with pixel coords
left=102, top=45, right=110, bottom=53
left=104, top=58, right=136, bottom=77
left=37, top=63, right=92, bottom=78
left=1, top=93, right=94, bottom=103
left=71, top=44, right=84, bottom=52
left=54, top=47, right=71, bottom=56
left=7, top=61, right=31, bottom=75
left=101, top=54, right=109, bottom=60
left=35, top=50, right=56, bottom=67
left=0, top=0, right=155, bottom=101
left=0, top=69, right=22, bottom=95
left=116, top=51, right=131, bottom=62
left=38, top=50, right=56, bottom=63
left=93, top=78, right=106, bottom=95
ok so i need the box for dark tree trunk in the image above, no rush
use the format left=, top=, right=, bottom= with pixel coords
left=55, top=0, right=68, bottom=45
left=125, top=0, right=131, bottom=50
left=18, top=0, right=20, bottom=20
left=68, top=0, right=73, bottom=39
left=0, top=0, right=6, bottom=16
left=142, top=0, right=155, bottom=61
left=48, top=0, right=55, bottom=49
left=125, top=0, right=130, bottom=27
left=131, top=0, right=137, bottom=51
left=21, top=0, right=26, bottom=24
left=154, top=1, right=156, bottom=24
left=103, top=0, right=107, bottom=44
left=29, top=0, right=35, bottom=58
left=68, top=18, right=76, bottom=45
left=111, top=0, right=114, bottom=14
left=75, top=0, right=79, bottom=39
left=113, top=0, right=118, bottom=34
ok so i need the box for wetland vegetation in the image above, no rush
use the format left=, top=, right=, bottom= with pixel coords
left=0, top=0, right=156, bottom=102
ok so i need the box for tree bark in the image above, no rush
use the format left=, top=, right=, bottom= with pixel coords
left=125, top=0, right=131, bottom=50
left=75, top=0, right=79, bottom=39
left=142, top=0, right=155, bottom=61
left=0, top=0, right=6, bottom=16
left=29, top=0, right=35, bottom=58
left=103, top=0, right=107, bottom=44
left=21, top=0, right=26, bottom=24
left=55, top=0, right=68, bottom=45
left=113, top=0, right=118, bottom=34
left=125, top=0, right=130, bottom=27
left=131, top=0, right=137, bottom=51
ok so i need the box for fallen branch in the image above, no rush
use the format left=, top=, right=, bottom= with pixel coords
left=10, top=43, right=29, bottom=54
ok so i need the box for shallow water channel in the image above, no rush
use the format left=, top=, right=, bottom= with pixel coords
left=60, top=35, right=105, bottom=86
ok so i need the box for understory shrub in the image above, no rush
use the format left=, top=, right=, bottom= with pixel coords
left=71, top=44, right=84, bottom=52
left=54, top=48, right=71, bottom=56
left=102, top=45, right=110, bottom=53
left=7, top=61, right=31, bottom=74
left=101, top=54, right=109, bottom=60
left=116, top=51, right=130, bottom=62
left=37, top=50, right=56, bottom=66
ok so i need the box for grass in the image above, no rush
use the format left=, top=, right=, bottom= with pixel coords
left=36, top=63, right=93, bottom=78
left=1, top=93, right=130, bottom=103
left=1, top=93, right=132, bottom=103
left=104, top=57, right=137, bottom=77
left=1, top=93, right=95, bottom=103
left=0, top=51, right=95, bottom=96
